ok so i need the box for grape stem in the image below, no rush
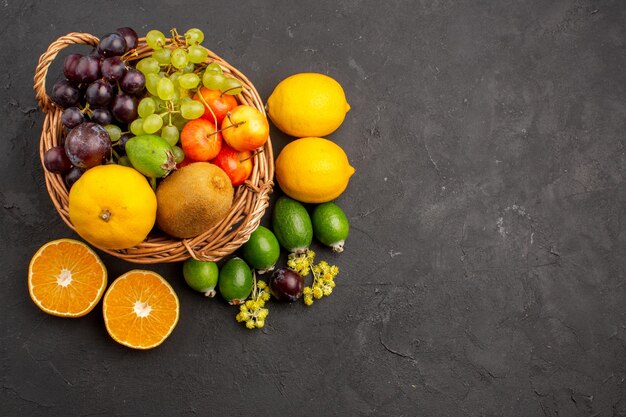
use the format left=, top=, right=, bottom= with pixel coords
left=195, top=89, right=218, bottom=126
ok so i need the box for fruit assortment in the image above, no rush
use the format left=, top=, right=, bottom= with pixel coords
left=31, top=26, right=356, bottom=348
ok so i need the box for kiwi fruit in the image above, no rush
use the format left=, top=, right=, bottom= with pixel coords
left=155, top=162, right=234, bottom=238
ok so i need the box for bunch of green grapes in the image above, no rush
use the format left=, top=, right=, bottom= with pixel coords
left=132, top=28, right=243, bottom=161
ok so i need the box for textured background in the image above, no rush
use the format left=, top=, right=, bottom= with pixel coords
left=1, top=0, right=625, bottom=416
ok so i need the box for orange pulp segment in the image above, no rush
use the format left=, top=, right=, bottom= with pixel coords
left=103, top=270, right=179, bottom=349
left=28, top=238, right=107, bottom=317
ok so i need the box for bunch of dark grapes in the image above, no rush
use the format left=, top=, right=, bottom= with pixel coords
left=45, top=27, right=144, bottom=187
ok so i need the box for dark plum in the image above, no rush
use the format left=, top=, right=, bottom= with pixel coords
left=43, top=146, right=72, bottom=173
left=64, top=167, right=85, bottom=189
left=115, top=27, right=138, bottom=51
left=51, top=79, right=80, bottom=108
left=63, top=53, right=83, bottom=82
left=61, top=107, right=84, bottom=129
left=64, top=122, right=111, bottom=168
left=101, top=56, right=126, bottom=81
left=119, top=69, right=145, bottom=94
left=269, top=268, right=304, bottom=302
left=117, top=133, right=133, bottom=152
left=111, top=93, right=138, bottom=124
left=85, top=80, right=113, bottom=107
left=97, top=32, right=127, bottom=57
left=90, top=108, right=114, bottom=125
left=75, top=55, right=101, bottom=83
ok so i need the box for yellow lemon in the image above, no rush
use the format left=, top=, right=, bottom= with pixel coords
left=69, top=165, right=157, bottom=250
left=266, top=73, right=351, bottom=137
left=275, top=137, right=355, bottom=203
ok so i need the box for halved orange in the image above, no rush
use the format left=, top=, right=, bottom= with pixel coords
left=103, top=270, right=179, bottom=349
left=28, top=239, right=107, bottom=318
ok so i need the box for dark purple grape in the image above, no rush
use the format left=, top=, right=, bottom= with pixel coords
left=117, top=133, right=133, bottom=152
left=64, top=167, right=85, bottom=188
left=65, top=122, right=111, bottom=168
left=75, top=55, right=101, bottom=83
left=269, top=268, right=304, bottom=302
left=43, top=146, right=72, bottom=173
left=111, top=93, right=138, bottom=124
left=61, top=107, right=85, bottom=129
left=90, top=108, right=114, bottom=125
left=119, top=69, right=145, bottom=95
left=51, top=79, right=80, bottom=108
left=101, top=56, right=127, bottom=81
left=97, top=33, right=127, bottom=57
left=63, top=53, right=83, bottom=82
left=85, top=80, right=113, bottom=107
left=115, top=27, right=138, bottom=51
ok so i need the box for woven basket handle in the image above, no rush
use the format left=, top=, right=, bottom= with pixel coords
left=34, top=32, right=100, bottom=111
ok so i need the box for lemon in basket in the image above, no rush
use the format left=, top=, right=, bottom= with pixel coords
left=266, top=73, right=350, bottom=137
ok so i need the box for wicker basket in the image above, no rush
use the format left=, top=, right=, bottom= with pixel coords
left=34, top=32, right=274, bottom=264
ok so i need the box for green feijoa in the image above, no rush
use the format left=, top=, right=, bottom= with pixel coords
left=125, top=134, right=176, bottom=178
left=183, top=259, right=219, bottom=297
left=218, top=257, right=253, bottom=305
left=241, top=226, right=280, bottom=273
left=312, top=202, right=350, bottom=252
left=272, top=196, right=313, bottom=254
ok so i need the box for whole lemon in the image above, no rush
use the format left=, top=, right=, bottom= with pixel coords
left=69, top=165, right=157, bottom=250
left=275, top=137, right=355, bottom=203
left=266, top=73, right=350, bottom=137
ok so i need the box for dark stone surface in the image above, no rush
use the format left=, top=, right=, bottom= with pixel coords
left=1, top=1, right=624, bottom=415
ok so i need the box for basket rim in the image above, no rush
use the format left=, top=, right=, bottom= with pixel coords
left=34, top=31, right=274, bottom=264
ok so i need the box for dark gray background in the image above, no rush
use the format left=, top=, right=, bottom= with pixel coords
left=1, top=0, right=625, bottom=416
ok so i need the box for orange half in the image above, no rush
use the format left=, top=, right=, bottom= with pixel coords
left=28, top=239, right=107, bottom=318
left=103, top=270, right=179, bottom=349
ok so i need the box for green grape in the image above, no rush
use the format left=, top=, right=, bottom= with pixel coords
left=171, top=48, right=188, bottom=69
left=152, top=97, right=166, bottom=112
left=138, top=97, right=157, bottom=119
left=171, top=145, right=185, bottom=163
left=136, top=57, right=160, bottom=75
left=187, top=45, right=208, bottom=64
left=157, top=77, right=175, bottom=100
left=152, top=48, right=172, bottom=65
left=205, top=62, right=223, bottom=74
left=117, top=155, right=132, bottom=167
left=130, top=118, right=146, bottom=136
left=202, top=72, right=226, bottom=90
left=180, top=100, right=205, bottom=120
left=220, top=77, right=243, bottom=95
left=145, top=73, right=161, bottom=96
left=169, top=71, right=181, bottom=86
left=178, top=73, right=200, bottom=90
left=104, top=124, right=122, bottom=142
left=182, top=63, right=196, bottom=74
left=185, top=28, right=204, bottom=45
left=143, top=114, right=164, bottom=134
left=161, top=125, right=180, bottom=146
left=171, top=114, right=188, bottom=131
left=146, top=30, right=166, bottom=49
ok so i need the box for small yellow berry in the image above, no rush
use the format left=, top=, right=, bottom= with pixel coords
left=323, top=286, right=333, bottom=296
left=304, top=296, right=313, bottom=306
left=245, top=320, right=256, bottom=329
left=258, top=309, right=269, bottom=320
left=261, top=292, right=271, bottom=301
left=303, top=287, right=313, bottom=295
left=256, top=320, right=265, bottom=328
